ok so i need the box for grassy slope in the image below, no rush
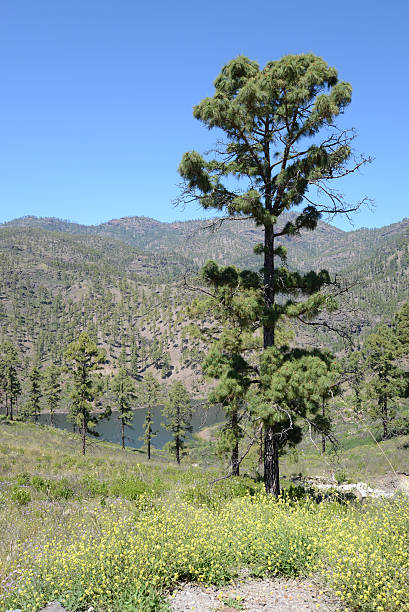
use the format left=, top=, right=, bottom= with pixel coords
left=1, top=422, right=409, bottom=612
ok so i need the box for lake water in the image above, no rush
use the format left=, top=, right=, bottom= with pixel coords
left=38, top=403, right=224, bottom=449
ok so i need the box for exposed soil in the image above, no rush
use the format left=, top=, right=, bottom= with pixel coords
left=169, top=578, right=342, bottom=611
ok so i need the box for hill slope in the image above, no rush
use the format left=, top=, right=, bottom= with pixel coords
left=0, top=213, right=408, bottom=391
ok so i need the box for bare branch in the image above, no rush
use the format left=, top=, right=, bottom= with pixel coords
left=209, top=422, right=263, bottom=488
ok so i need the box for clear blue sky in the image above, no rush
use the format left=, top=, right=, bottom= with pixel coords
left=0, top=0, right=408, bottom=230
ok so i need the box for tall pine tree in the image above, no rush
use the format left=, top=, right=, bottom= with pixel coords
left=178, top=53, right=370, bottom=495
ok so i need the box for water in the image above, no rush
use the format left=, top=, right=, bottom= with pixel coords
left=38, top=403, right=224, bottom=449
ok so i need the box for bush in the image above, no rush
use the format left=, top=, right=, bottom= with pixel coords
left=31, top=476, right=47, bottom=492
left=15, top=472, right=31, bottom=485
left=81, top=475, right=108, bottom=497
left=11, top=486, right=31, bottom=506
left=183, top=476, right=259, bottom=508
left=109, top=476, right=149, bottom=500
left=48, top=478, right=74, bottom=500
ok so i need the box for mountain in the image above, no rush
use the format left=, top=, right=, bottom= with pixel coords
left=5, top=213, right=409, bottom=273
left=0, top=213, right=408, bottom=392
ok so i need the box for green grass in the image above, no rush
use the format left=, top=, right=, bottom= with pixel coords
left=1, top=421, right=409, bottom=612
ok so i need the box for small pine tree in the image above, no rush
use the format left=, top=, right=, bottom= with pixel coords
left=363, top=324, right=407, bottom=440
left=395, top=302, right=409, bottom=353
left=27, top=365, right=42, bottom=422
left=43, top=364, right=62, bottom=426
left=139, top=372, right=161, bottom=460
left=118, top=346, right=128, bottom=371
left=162, top=381, right=192, bottom=464
left=0, top=342, right=21, bottom=420
left=130, top=341, right=139, bottom=379
left=64, top=332, right=106, bottom=455
left=111, top=368, right=136, bottom=449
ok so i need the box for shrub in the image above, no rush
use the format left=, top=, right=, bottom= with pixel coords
left=81, top=475, right=108, bottom=497
left=109, top=476, right=149, bottom=500
left=15, top=473, right=31, bottom=485
left=11, top=486, right=31, bottom=506
left=48, top=478, right=74, bottom=500
left=31, top=476, right=47, bottom=492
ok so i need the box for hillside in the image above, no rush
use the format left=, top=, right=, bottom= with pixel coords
left=0, top=214, right=408, bottom=394
left=0, top=227, right=206, bottom=398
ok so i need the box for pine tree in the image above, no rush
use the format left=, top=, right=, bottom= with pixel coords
left=111, top=367, right=136, bottom=449
left=395, top=302, right=409, bottom=352
left=64, top=332, right=106, bottom=455
left=43, top=364, right=62, bottom=426
left=188, top=262, right=263, bottom=475
left=344, top=350, right=365, bottom=415
left=130, top=340, right=139, bottom=379
left=162, top=380, right=192, bottom=464
left=178, top=53, right=370, bottom=495
left=118, top=346, right=128, bottom=371
left=139, top=372, right=161, bottom=460
left=0, top=342, right=21, bottom=420
left=27, top=365, right=42, bottom=422
left=363, top=324, right=407, bottom=440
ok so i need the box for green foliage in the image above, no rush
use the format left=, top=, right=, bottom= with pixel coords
left=26, top=365, right=42, bottom=422
left=0, top=341, right=21, bottom=420
left=43, top=364, right=62, bottom=425
left=11, top=485, right=31, bottom=505
left=138, top=372, right=162, bottom=459
left=109, top=476, right=150, bottom=500
left=14, top=472, right=31, bottom=485
left=64, top=332, right=106, bottom=454
left=183, top=477, right=258, bottom=508
left=47, top=478, right=74, bottom=500
left=162, top=381, right=192, bottom=464
left=362, top=314, right=408, bottom=439
left=395, top=301, right=409, bottom=354
left=110, top=368, right=137, bottom=448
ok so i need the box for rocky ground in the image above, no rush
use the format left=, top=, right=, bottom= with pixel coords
left=169, top=578, right=342, bottom=611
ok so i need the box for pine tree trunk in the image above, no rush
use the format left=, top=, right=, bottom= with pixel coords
left=263, top=224, right=275, bottom=348
left=263, top=222, right=280, bottom=496
left=321, top=400, right=326, bottom=454
left=264, top=425, right=280, bottom=497
left=382, top=398, right=389, bottom=440
left=9, top=398, right=13, bottom=421
left=5, top=393, right=8, bottom=418
left=81, top=416, right=86, bottom=455
left=121, top=418, right=125, bottom=450
left=231, top=408, right=239, bottom=476
left=50, top=411, right=54, bottom=427
left=176, top=435, right=180, bottom=464
left=147, top=411, right=151, bottom=460
left=258, top=425, right=264, bottom=476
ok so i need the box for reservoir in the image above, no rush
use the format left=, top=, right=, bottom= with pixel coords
left=38, top=402, right=223, bottom=449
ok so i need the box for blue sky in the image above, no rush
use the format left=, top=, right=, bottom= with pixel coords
left=0, top=0, right=407, bottom=230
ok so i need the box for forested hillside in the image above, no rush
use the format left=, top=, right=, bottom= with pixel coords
left=1, top=214, right=408, bottom=391
left=0, top=227, right=205, bottom=395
